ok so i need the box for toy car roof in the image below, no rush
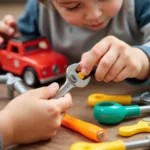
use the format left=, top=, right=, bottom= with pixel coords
left=11, top=36, right=47, bottom=43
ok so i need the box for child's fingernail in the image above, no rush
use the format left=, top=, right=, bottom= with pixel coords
left=97, top=78, right=102, bottom=81
left=49, top=82, right=59, bottom=89
left=8, top=28, right=14, bottom=35
left=104, top=79, right=108, bottom=82
left=82, top=68, right=88, bottom=75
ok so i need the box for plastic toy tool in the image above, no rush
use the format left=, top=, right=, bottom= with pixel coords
left=62, top=114, right=106, bottom=142
left=119, top=118, right=150, bottom=137
left=0, top=73, right=28, bottom=99
left=88, top=92, right=150, bottom=107
left=53, top=63, right=91, bottom=99
left=70, top=136, right=150, bottom=150
left=93, top=102, right=150, bottom=124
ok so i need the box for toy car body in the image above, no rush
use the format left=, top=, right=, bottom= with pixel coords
left=0, top=37, right=68, bottom=87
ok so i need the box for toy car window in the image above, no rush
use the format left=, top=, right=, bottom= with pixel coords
left=12, top=46, right=19, bottom=53
left=25, top=41, right=48, bottom=53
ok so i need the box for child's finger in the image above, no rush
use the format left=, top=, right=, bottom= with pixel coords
left=104, top=55, right=125, bottom=82
left=3, top=14, right=16, bottom=27
left=95, top=46, right=119, bottom=81
left=0, top=21, right=15, bottom=36
left=29, top=82, right=59, bottom=99
left=113, top=67, right=130, bottom=82
left=80, top=37, right=111, bottom=76
left=52, top=93, right=72, bottom=112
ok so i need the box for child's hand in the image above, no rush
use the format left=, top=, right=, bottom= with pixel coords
left=0, top=83, right=72, bottom=147
left=80, top=36, right=150, bottom=82
left=0, top=15, right=19, bottom=44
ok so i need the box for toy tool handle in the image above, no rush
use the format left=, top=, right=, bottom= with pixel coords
left=93, top=102, right=140, bottom=124
left=88, top=94, right=131, bottom=107
left=119, top=120, right=150, bottom=136
left=62, top=114, right=106, bottom=142
left=70, top=140, right=126, bottom=150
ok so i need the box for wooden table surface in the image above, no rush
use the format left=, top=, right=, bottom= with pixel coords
left=0, top=77, right=150, bottom=150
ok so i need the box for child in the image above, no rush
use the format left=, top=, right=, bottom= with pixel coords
left=0, top=0, right=150, bottom=147
left=0, top=0, right=150, bottom=85
left=0, top=83, right=72, bottom=148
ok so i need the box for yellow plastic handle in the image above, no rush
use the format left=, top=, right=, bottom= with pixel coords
left=119, top=120, right=150, bottom=136
left=88, top=93, right=132, bottom=107
left=70, top=140, right=126, bottom=150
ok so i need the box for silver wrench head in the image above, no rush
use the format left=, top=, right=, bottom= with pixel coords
left=141, top=92, right=150, bottom=105
left=66, top=63, right=91, bottom=88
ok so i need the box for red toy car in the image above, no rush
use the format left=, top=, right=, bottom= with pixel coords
left=0, top=37, right=68, bottom=87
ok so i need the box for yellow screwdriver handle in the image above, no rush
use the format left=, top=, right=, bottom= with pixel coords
left=119, top=120, right=150, bottom=136
left=70, top=140, right=126, bottom=150
left=88, top=94, right=132, bottom=107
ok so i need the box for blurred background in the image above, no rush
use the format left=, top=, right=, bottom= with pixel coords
left=0, top=0, right=25, bottom=19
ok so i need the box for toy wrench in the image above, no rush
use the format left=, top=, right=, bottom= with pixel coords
left=53, top=63, right=91, bottom=99
left=88, top=92, right=150, bottom=107
left=119, top=118, right=150, bottom=137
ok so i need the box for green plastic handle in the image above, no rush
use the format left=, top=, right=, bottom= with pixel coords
left=93, top=102, right=140, bottom=124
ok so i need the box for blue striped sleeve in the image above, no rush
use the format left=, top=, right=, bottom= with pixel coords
left=126, top=0, right=150, bottom=86
left=17, top=0, right=40, bottom=37
left=134, top=0, right=150, bottom=56
left=135, top=0, right=150, bottom=28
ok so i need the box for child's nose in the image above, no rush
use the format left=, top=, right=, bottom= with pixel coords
left=86, top=8, right=102, bottom=23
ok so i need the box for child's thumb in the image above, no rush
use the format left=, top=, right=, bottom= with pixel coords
left=38, top=82, right=59, bottom=99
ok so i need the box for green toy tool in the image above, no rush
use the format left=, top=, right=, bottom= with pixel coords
left=93, top=102, right=150, bottom=124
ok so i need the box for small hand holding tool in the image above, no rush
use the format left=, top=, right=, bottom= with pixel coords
left=3, top=67, right=106, bottom=142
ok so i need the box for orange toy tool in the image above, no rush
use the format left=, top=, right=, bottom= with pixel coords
left=62, top=114, right=106, bottom=142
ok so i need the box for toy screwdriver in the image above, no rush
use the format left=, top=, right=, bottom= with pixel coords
left=62, top=114, right=106, bottom=142
left=70, top=135, right=150, bottom=150
left=119, top=117, right=150, bottom=137
left=88, top=92, right=150, bottom=107
left=93, top=102, right=150, bottom=124
left=7, top=64, right=106, bottom=142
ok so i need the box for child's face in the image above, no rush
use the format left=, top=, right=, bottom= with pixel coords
left=52, top=0, right=123, bottom=31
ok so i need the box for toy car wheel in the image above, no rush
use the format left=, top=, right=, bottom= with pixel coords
left=23, top=68, right=39, bottom=87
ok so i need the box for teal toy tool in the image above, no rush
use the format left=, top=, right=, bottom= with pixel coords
left=93, top=102, right=150, bottom=124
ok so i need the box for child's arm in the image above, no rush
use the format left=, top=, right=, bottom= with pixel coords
left=17, top=0, right=40, bottom=37
left=0, top=0, right=40, bottom=44
left=0, top=15, right=19, bottom=44
left=0, top=83, right=72, bottom=148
